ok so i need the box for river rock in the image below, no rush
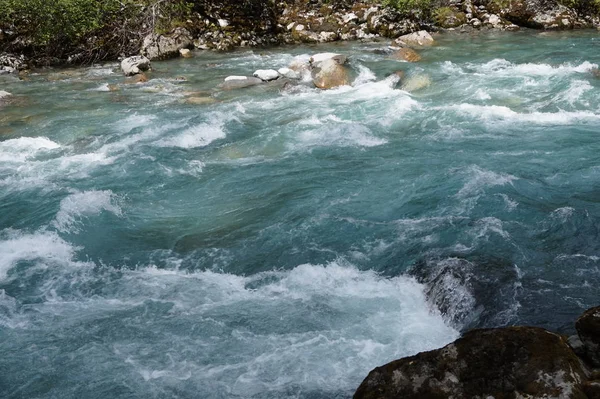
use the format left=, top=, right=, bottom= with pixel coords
left=576, top=306, right=600, bottom=367
left=253, top=69, right=280, bottom=81
left=435, top=7, right=468, bottom=28
left=393, top=30, right=435, bottom=47
left=0, top=53, right=27, bottom=74
left=179, top=49, right=193, bottom=58
left=221, top=76, right=263, bottom=90
left=392, top=48, right=422, bottom=62
left=121, top=56, right=151, bottom=76
left=142, top=28, right=193, bottom=61
left=354, top=327, right=588, bottom=399
left=278, top=67, right=300, bottom=79
left=309, top=53, right=348, bottom=67
left=185, top=96, right=217, bottom=105
left=311, top=58, right=349, bottom=89
left=124, top=73, right=149, bottom=84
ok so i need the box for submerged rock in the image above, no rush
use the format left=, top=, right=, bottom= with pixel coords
left=184, top=96, right=217, bottom=105
left=576, top=306, right=600, bottom=367
left=124, top=73, right=149, bottom=84
left=391, top=48, right=422, bottom=62
left=311, top=58, right=350, bottom=89
left=253, top=69, right=280, bottom=81
left=121, top=56, right=151, bottom=76
left=354, top=327, right=588, bottom=399
left=142, top=28, right=193, bottom=61
left=402, top=74, right=431, bottom=92
left=394, top=30, right=435, bottom=47
left=221, top=76, right=263, bottom=90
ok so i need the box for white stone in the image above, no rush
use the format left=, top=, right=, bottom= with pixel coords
left=318, top=32, right=337, bottom=42
left=287, top=22, right=295, bottom=31
left=295, top=24, right=305, bottom=31
left=120, top=56, right=151, bottom=76
left=253, top=69, right=280, bottom=81
left=224, top=76, right=248, bottom=82
left=0, top=90, right=12, bottom=99
left=488, top=14, right=501, bottom=25
left=278, top=67, right=300, bottom=79
left=218, top=19, right=229, bottom=28
left=342, top=13, right=358, bottom=24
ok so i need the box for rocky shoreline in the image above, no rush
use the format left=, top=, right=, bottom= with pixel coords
left=354, top=306, right=600, bottom=398
left=1, top=0, right=600, bottom=74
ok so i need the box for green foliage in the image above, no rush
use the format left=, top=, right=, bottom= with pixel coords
left=0, top=0, right=125, bottom=45
left=382, top=0, right=432, bottom=14
left=0, top=0, right=195, bottom=61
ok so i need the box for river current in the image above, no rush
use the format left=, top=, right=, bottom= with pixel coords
left=1, top=31, right=600, bottom=398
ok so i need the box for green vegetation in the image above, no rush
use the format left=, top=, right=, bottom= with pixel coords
left=433, top=6, right=466, bottom=27
left=0, top=0, right=194, bottom=62
left=382, top=0, right=432, bottom=15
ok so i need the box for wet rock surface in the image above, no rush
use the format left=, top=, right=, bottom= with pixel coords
left=355, top=327, right=589, bottom=399
left=577, top=306, right=600, bottom=367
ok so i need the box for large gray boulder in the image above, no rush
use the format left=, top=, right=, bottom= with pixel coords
left=354, top=327, right=588, bottom=399
left=142, top=28, right=193, bottom=61
left=120, top=56, right=151, bottom=76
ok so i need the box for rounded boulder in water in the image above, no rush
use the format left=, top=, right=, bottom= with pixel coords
left=355, top=327, right=588, bottom=399
left=311, top=58, right=350, bottom=89
left=120, top=56, right=151, bottom=76
left=253, top=69, right=280, bottom=81
left=391, top=48, right=422, bottom=63
left=393, top=30, right=435, bottom=48
left=221, top=76, right=263, bottom=90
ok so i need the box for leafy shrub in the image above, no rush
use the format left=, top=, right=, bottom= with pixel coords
left=0, top=0, right=194, bottom=62
left=382, top=0, right=432, bottom=14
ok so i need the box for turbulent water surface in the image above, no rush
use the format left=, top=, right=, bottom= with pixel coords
left=2, top=31, right=600, bottom=398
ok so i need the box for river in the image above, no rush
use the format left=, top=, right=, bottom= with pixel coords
left=1, top=30, right=600, bottom=398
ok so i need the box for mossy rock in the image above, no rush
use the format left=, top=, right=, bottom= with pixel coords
left=434, top=6, right=467, bottom=28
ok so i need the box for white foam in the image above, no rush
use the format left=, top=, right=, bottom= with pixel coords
left=114, top=261, right=458, bottom=395
left=0, top=137, right=60, bottom=163
left=446, top=103, right=600, bottom=125
left=556, top=79, right=593, bottom=106
left=156, top=123, right=226, bottom=149
left=457, top=165, right=517, bottom=198
left=472, top=59, right=597, bottom=76
left=294, top=122, right=387, bottom=149
left=0, top=229, right=87, bottom=281
left=353, top=65, right=377, bottom=86
left=53, top=190, right=122, bottom=233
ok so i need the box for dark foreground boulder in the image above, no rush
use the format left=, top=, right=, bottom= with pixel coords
left=354, top=327, right=588, bottom=399
left=577, top=306, right=600, bottom=368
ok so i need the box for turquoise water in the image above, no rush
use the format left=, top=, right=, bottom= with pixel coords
left=2, top=30, right=600, bottom=398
